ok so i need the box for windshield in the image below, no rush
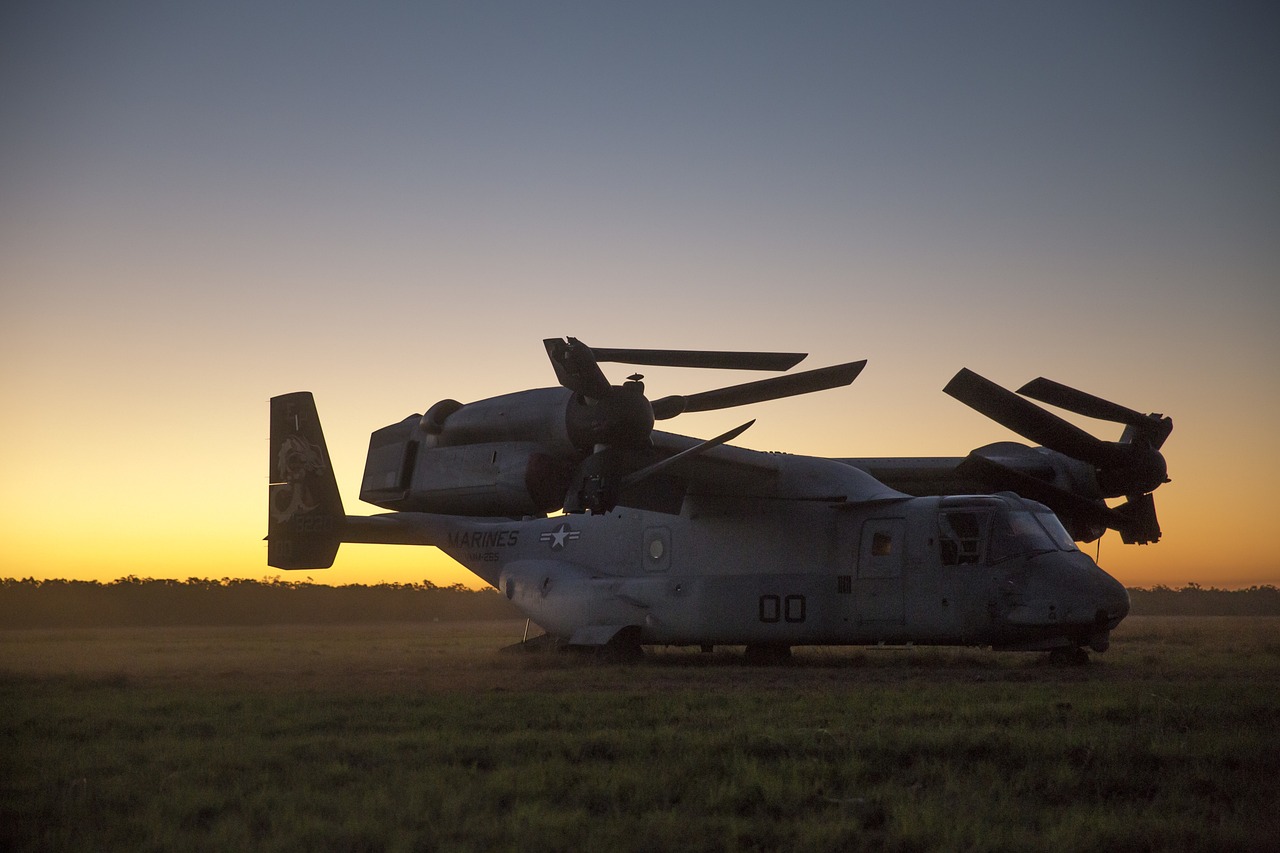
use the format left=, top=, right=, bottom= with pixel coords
left=1035, top=512, right=1079, bottom=551
left=987, top=509, right=1059, bottom=563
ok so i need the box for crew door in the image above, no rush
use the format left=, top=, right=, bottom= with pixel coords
left=854, top=517, right=905, bottom=624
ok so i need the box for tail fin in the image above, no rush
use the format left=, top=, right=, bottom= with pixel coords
left=268, top=392, right=345, bottom=569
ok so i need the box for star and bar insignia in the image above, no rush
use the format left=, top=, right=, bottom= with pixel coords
left=539, top=522, right=581, bottom=551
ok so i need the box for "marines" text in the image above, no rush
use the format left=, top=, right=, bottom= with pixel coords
left=447, top=530, right=519, bottom=548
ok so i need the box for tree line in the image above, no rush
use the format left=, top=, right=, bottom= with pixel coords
left=0, top=578, right=1276, bottom=629
left=1125, top=583, right=1280, bottom=616
left=0, top=577, right=520, bottom=628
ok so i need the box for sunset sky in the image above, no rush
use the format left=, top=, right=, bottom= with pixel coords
left=3, top=2, right=1276, bottom=590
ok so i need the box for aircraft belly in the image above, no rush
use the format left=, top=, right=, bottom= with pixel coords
left=498, top=560, right=648, bottom=639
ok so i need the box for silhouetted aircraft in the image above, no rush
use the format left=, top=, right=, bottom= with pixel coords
left=269, top=338, right=1170, bottom=663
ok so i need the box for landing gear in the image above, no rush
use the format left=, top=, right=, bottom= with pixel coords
left=1048, top=646, right=1091, bottom=666
left=500, top=625, right=644, bottom=661
left=743, top=644, right=792, bottom=665
left=597, top=631, right=645, bottom=662
left=500, top=632, right=565, bottom=654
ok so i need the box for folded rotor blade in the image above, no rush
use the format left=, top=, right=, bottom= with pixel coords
left=954, top=454, right=1126, bottom=530
left=619, top=420, right=754, bottom=491
left=651, top=360, right=866, bottom=420
left=945, top=369, right=1127, bottom=468
left=1017, top=377, right=1145, bottom=424
left=590, top=347, right=806, bottom=372
left=543, top=337, right=611, bottom=398
left=1114, top=493, right=1162, bottom=545
left=1018, top=377, right=1172, bottom=450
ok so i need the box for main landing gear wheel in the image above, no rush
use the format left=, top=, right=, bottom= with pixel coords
left=595, top=626, right=644, bottom=662
left=1048, top=647, right=1091, bottom=666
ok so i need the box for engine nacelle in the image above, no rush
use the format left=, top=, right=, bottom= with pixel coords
left=358, top=386, right=640, bottom=517
left=432, top=388, right=579, bottom=450
left=362, top=425, right=573, bottom=516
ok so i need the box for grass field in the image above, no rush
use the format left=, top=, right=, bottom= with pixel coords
left=3, top=617, right=1278, bottom=852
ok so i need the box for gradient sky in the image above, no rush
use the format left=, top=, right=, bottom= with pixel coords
left=3, top=1, right=1277, bottom=589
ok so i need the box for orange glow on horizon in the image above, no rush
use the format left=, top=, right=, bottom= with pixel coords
left=0, top=356, right=1275, bottom=592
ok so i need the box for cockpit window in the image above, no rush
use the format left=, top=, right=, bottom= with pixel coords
left=939, top=511, right=988, bottom=565
left=988, top=510, right=1058, bottom=563
left=939, top=502, right=1080, bottom=565
left=1035, top=512, right=1079, bottom=551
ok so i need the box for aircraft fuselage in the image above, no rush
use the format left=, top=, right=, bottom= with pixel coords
left=402, top=491, right=1128, bottom=653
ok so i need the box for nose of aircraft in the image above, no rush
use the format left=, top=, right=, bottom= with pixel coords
left=1003, top=553, right=1130, bottom=632
left=1056, top=557, right=1132, bottom=629
left=1095, top=568, right=1130, bottom=628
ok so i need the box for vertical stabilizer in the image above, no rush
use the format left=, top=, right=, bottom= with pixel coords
left=268, top=392, right=344, bottom=568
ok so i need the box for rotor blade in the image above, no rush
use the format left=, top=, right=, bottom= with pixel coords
left=1114, top=492, right=1162, bottom=545
left=1017, top=377, right=1172, bottom=450
left=619, top=421, right=754, bottom=491
left=590, top=347, right=806, bottom=372
left=944, top=368, right=1128, bottom=468
left=954, top=453, right=1126, bottom=530
left=543, top=337, right=611, bottom=398
left=651, top=360, right=866, bottom=419
left=1017, top=377, right=1146, bottom=424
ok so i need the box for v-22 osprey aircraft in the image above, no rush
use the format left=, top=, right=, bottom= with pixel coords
left=268, top=338, right=1171, bottom=663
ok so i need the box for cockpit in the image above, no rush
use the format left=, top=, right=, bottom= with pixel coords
left=938, top=495, right=1078, bottom=566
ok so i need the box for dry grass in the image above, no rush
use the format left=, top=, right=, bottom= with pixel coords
left=3, top=616, right=1278, bottom=852
left=2, top=615, right=1274, bottom=692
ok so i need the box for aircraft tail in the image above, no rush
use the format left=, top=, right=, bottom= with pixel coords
left=268, top=392, right=345, bottom=569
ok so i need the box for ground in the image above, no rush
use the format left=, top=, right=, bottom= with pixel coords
left=3, top=617, right=1277, bottom=852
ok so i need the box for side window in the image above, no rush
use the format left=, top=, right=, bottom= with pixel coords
left=858, top=519, right=904, bottom=579
left=642, top=527, right=671, bottom=572
left=871, top=531, right=893, bottom=557
left=939, top=511, right=987, bottom=566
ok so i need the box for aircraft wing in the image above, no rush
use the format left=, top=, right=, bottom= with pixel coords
left=614, top=430, right=908, bottom=514
left=836, top=456, right=998, bottom=496
left=837, top=442, right=1067, bottom=498
left=835, top=441, right=1140, bottom=544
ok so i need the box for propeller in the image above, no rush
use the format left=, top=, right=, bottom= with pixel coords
left=1017, top=377, right=1172, bottom=450
left=543, top=338, right=863, bottom=512
left=954, top=453, right=1124, bottom=538
left=545, top=338, right=860, bottom=444
left=651, top=361, right=866, bottom=419
left=945, top=368, right=1171, bottom=543
left=544, top=337, right=805, bottom=398
left=589, top=346, right=805, bottom=372
left=619, top=420, right=755, bottom=492
left=944, top=369, right=1128, bottom=469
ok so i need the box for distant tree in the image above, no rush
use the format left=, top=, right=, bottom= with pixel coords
left=0, top=577, right=520, bottom=628
left=1127, top=584, right=1280, bottom=616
